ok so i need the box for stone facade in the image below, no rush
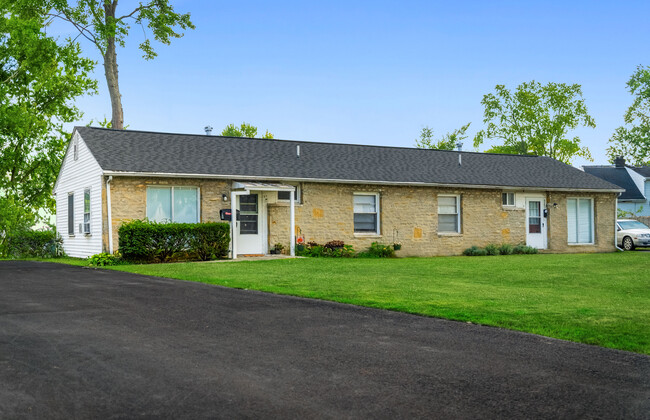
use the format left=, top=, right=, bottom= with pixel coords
left=104, top=176, right=617, bottom=256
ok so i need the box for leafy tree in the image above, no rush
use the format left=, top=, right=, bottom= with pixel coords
left=0, top=4, right=96, bottom=254
left=20, top=0, right=195, bottom=129
left=415, top=123, right=471, bottom=150
left=473, top=81, right=595, bottom=164
left=221, top=122, right=274, bottom=139
left=606, top=65, right=650, bottom=166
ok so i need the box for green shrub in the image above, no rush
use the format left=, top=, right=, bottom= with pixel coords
left=498, top=243, right=514, bottom=255
left=484, top=244, right=500, bottom=256
left=298, top=240, right=355, bottom=258
left=119, top=220, right=230, bottom=263
left=513, top=245, right=538, bottom=254
left=358, top=242, right=395, bottom=258
left=5, top=229, right=64, bottom=258
left=462, top=246, right=487, bottom=256
left=189, top=222, right=230, bottom=261
left=88, top=252, right=122, bottom=267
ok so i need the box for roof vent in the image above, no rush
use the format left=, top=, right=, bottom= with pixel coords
left=614, top=156, right=626, bottom=168
left=296, top=145, right=301, bottom=158
left=204, top=125, right=213, bottom=136
left=456, top=141, right=463, bottom=152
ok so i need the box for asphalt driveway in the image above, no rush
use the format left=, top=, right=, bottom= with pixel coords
left=1, top=261, right=649, bottom=419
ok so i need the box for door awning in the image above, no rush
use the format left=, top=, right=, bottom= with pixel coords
left=232, top=181, right=296, bottom=192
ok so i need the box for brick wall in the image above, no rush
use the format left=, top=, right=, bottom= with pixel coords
left=105, top=177, right=617, bottom=256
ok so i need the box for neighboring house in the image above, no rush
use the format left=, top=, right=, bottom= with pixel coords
left=53, top=127, right=622, bottom=258
left=583, top=157, right=650, bottom=217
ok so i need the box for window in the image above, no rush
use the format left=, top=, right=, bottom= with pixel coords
left=567, top=198, right=593, bottom=244
left=146, top=186, right=199, bottom=223
left=67, top=193, right=74, bottom=235
left=354, top=193, right=379, bottom=234
left=438, top=195, right=461, bottom=233
left=277, top=184, right=300, bottom=202
left=73, top=140, right=78, bottom=160
left=239, top=194, right=258, bottom=234
left=502, top=192, right=515, bottom=206
left=83, top=189, right=91, bottom=234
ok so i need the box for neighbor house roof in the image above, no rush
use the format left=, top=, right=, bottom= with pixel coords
left=631, top=166, right=650, bottom=177
left=582, top=166, right=644, bottom=200
left=74, top=126, right=621, bottom=192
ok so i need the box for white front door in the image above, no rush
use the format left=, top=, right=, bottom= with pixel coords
left=236, top=192, right=266, bottom=255
left=525, top=198, right=547, bottom=249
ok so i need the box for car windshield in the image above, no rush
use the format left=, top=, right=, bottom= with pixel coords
left=619, top=220, right=650, bottom=230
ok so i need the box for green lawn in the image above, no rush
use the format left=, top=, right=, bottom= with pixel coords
left=41, top=253, right=650, bottom=354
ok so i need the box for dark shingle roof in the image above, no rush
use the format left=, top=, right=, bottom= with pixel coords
left=76, top=126, right=620, bottom=191
left=631, top=166, right=650, bottom=177
left=583, top=166, right=644, bottom=200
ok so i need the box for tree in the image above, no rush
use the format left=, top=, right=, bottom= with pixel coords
left=25, top=0, right=195, bottom=129
left=606, top=65, right=650, bottom=166
left=221, top=122, right=274, bottom=139
left=415, top=123, right=471, bottom=150
left=473, top=81, right=595, bottom=164
left=0, top=4, right=96, bottom=253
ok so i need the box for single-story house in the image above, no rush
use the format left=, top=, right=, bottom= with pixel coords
left=583, top=157, right=650, bottom=216
left=54, top=127, right=622, bottom=258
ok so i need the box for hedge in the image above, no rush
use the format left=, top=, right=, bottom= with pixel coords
left=118, top=220, right=230, bottom=262
left=4, top=229, right=64, bottom=258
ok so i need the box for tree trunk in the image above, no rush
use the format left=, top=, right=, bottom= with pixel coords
left=104, top=1, right=123, bottom=129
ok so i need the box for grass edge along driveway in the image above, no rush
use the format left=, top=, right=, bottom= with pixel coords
left=47, top=253, right=650, bottom=355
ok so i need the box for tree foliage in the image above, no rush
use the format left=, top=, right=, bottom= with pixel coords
left=606, top=65, right=650, bottom=166
left=221, top=122, right=274, bottom=139
left=0, top=4, right=96, bottom=252
left=415, top=123, right=471, bottom=150
left=473, top=81, right=595, bottom=164
left=21, top=0, right=195, bottom=129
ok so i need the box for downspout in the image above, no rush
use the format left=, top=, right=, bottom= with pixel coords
left=106, top=176, right=114, bottom=254
left=614, top=192, right=624, bottom=251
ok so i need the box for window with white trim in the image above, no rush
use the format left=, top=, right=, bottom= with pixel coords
left=567, top=198, right=593, bottom=244
left=146, top=186, right=199, bottom=223
left=73, top=139, right=78, bottom=160
left=67, top=193, right=74, bottom=235
left=83, top=188, right=91, bottom=234
left=502, top=192, right=515, bottom=206
left=353, top=193, right=380, bottom=234
left=438, top=195, right=461, bottom=233
left=277, top=184, right=301, bottom=203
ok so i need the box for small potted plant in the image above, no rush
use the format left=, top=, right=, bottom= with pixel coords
left=392, top=242, right=402, bottom=251
left=296, top=236, right=305, bottom=252
left=271, top=243, right=284, bottom=255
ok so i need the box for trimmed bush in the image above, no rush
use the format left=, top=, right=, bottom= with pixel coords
left=5, top=229, right=64, bottom=258
left=118, top=220, right=230, bottom=263
left=462, top=246, right=487, bottom=256
left=484, top=244, right=500, bottom=256
left=189, top=223, right=230, bottom=261
left=297, top=240, right=355, bottom=258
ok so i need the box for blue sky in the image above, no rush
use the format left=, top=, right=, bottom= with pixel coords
left=60, top=0, right=649, bottom=167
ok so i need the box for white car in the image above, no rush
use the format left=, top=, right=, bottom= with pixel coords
left=617, top=219, right=650, bottom=250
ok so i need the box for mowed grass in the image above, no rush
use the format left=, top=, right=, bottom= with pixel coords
left=51, top=253, right=650, bottom=354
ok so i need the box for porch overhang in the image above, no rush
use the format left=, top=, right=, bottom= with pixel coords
left=230, top=181, right=297, bottom=259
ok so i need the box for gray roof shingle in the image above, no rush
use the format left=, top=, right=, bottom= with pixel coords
left=582, top=167, right=645, bottom=200
left=76, top=126, right=621, bottom=191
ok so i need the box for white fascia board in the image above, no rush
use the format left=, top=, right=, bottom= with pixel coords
left=101, top=170, right=624, bottom=194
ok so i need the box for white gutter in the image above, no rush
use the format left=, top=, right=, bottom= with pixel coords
left=106, top=175, right=114, bottom=254
left=101, top=171, right=624, bottom=194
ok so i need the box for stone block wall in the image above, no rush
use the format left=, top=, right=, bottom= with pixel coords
left=104, top=177, right=617, bottom=256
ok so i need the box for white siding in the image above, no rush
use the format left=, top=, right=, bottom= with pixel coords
left=53, top=132, right=104, bottom=258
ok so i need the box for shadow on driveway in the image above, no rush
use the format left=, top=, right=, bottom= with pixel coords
left=1, top=261, right=649, bottom=418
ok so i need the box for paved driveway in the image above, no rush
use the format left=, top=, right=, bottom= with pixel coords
left=1, top=261, right=649, bottom=419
